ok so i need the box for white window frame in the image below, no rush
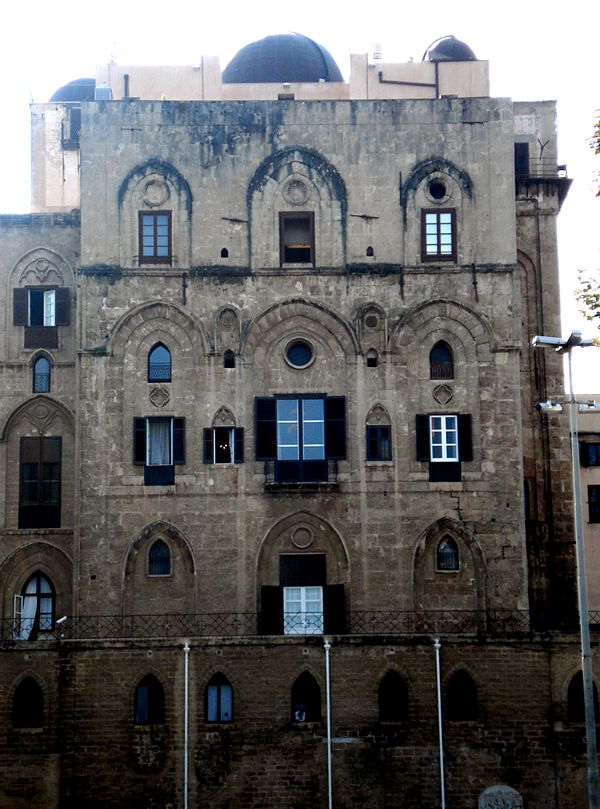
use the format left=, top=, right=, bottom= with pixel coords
left=211, top=426, right=235, bottom=464
left=429, top=414, right=458, bottom=462
left=283, top=585, right=324, bottom=635
left=43, top=289, right=56, bottom=326
left=276, top=399, right=325, bottom=462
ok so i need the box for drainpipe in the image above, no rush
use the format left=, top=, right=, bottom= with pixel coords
left=183, top=640, right=190, bottom=809
left=324, top=638, right=333, bottom=809
left=434, top=637, right=446, bottom=809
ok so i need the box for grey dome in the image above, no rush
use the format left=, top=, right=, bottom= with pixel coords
left=222, top=33, right=343, bottom=84
left=50, top=78, right=96, bottom=102
left=428, top=36, right=477, bottom=62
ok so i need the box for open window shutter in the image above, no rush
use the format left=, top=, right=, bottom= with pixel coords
left=259, top=586, right=283, bottom=635
left=133, top=418, right=146, bottom=464
left=173, top=418, right=185, bottom=464
left=325, top=397, right=346, bottom=459
left=255, top=398, right=277, bottom=460
left=416, top=415, right=430, bottom=461
left=203, top=428, right=214, bottom=464
left=55, top=288, right=71, bottom=326
left=458, top=414, right=473, bottom=461
left=13, top=289, right=28, bottom=325
left=324, top=584, right=346, bottom=633
left=234, top=428, right=244, bottom=464
left=279, top=554, right=326, bottom=586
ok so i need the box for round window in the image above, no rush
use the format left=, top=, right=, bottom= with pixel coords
left=285, top=339, right=314, bottom=368
left=429, top=179, right=447, bottom=200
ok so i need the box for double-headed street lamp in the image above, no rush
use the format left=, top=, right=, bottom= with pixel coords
left=532, top=330, right=600, bottom=809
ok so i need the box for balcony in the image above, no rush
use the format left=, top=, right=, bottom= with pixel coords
left=264, top=459, right=338, bottom=488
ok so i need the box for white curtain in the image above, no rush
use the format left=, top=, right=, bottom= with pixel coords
left=148, top=420, right=171, bottom=465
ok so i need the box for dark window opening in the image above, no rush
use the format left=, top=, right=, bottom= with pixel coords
left=514, top=142, right=530, bottom=181
left=581, top=442, right=600, bottom=467
left=366, top=349, right=378, bottom=368
left=447, top=671, right=477, bottom=721
left=220, top=247, right=229, bottom=258
left=378, top=671, right=408, bottom=722
left=206, top=674, right=233, bottom=723
left=134, top=417, right=185, bottom=485
left=14, top=572, right=55, bottom=640
left=223, top=350, right=235, bottom=369
left=148, top=343, right=171, bottom=382
left=19, top=437, right=61, bottom=528
left=429, top=179, right=447, bottom=200
left=13, top=678, right=44, bottom=728
left=567, top=671, right=599, bottom=723
left=366, top=425, right=392, bottom=461
left=286, top=340, right=313, bottom=368
left=429, top=341, right=454, bottom=379
left=33, top=356, right=51, bottom=393
left=13, top=287, right=70, bottom=349
left=204, top=427, right=244, bottom=464
left=280, top=212, right=314, bottom=265
left=138, top=211, right=172, bottom=265
left=134, top=674, right=165, bottom=724
left=291, top=672, right=321, bottom=722
left=421, top=209, right=457, bottom=262
left=148, top=539, right=171, bottom=575
left=589, top=486, right=600, bottom=524
left=436, top=535, right=459, bottom=571
left=366, top=246, right=374, bottom=257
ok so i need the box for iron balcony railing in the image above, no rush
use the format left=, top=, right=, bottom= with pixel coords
left=264, top=459, right=339, bottom=486
left=0, top=609, right=552, bottom=642
left=517, top=158, right=568, bottom=180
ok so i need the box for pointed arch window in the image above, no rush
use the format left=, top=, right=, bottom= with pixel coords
left=436, top=535, right=459, bottom=571
left=378, top=671, right=408, bottom=722
left=13, top=677, right=44, bottom=728
left=134, top=674, right=165, bottom=724
left=429, top=341, right=454, bottom=380
left=223, top=350, right=235, bottom=369
left=14, top=572, right=55, bottom=640
left=447, top=670, right=478, bottom=721
left=33, top=356, right=51, bottom=393
left=148, top=539, right=171, bottom=576
left=148, top=343, right=171, bottom=382
left=567, top=671, right=599, bottom=723
left=291, top=671, right=321, bottom=722
left=206, top=673, right=233, bottom=723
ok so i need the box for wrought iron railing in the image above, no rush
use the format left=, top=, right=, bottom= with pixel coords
left=0, top=609, right=549, bottom=642
left=518, top=158, right=568, bottom=180
left=264, top=459, right=338, bottom=486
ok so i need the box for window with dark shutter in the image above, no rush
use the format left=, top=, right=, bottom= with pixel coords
left=416, top=413, right=472, bottom=482
left=366, top=425, right=392, bottom=461
left=19, top=437, right=61, bottom=528
left=203, top=427, right=244, bottom=464
left=13, top=288, right=69, bottom=348
left=255, top=398, right=277, bottom=460
left=259, top=586, right=284, bottom=634
left=589, top=486, right=600, bottom=524
left=324, top=397, right=346, bottom=459
left=134, top=417, right=184, bottom=484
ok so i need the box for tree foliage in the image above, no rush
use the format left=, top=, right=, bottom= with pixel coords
left=575, top=115, right=600, bottom=323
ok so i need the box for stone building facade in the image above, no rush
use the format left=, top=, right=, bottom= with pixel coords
left=0, top=33, right=590, bottom=809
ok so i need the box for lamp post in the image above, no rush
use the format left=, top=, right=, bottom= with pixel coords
left=532, top=331, right=600, bottom=808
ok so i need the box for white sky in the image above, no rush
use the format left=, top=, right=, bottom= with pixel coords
left=1, top=0, right=598, bottom=390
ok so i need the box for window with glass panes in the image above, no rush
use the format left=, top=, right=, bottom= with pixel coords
left=421, top=209, right=456, bottom=261
left=283, top=586, right=324, bottom=635
left=429, top=415, right=458, bottom=461
left=139, top=211, right=172, bottom=264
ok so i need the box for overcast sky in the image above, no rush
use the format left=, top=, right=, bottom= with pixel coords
left=2, top=0, right=598, bottom=389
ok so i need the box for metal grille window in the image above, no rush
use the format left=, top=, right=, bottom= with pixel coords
left=429, top=341, right=454, bottom=379
left=139, top=211, right=172, bottom=264
left=421, top=209, right=457, bottom=262
left=33, top=356, right=51, bottom=393
left=148, top=343, right=171, bottom=382
left=148, top=540, right=171, bottom=575
left=436, top=536, right=459, bottom=571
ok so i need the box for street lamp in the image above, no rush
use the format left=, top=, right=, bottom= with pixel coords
left=532, top=330, right=600, bottom=809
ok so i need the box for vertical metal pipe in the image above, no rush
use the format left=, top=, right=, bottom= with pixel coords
left=324, top=639, right=333, bottom=809
left=567, top=353, right=600, bottom=808
left=183, top=641, right=190, bottom=809
left=434, top=637, right=446, bottom=809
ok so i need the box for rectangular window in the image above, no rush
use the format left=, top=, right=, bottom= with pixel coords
left=416, top=413, right=472, bottom=482
left=203, top=427, right=244, bottom=464
left=421, top=209, right=457, bottom=262
left=430, top=415, right=458, bottom=461
left=280, top=212, right=315, bottom=265
left=19, top=437, right=61, bottom=528
left=13, top=287, right=70, bottom=349
left=138, top=211, right=172, bottom=265
left=134, top=417, right=185, bottom=485
left=581, top=442, right=600, bottom=467
left=255, top=395, right=345, bottom=483
left=590, top=486, right=600, bottom=524
left=283, top=586, right=324, bottom=635
left=366, top=425, right=392, bottom=461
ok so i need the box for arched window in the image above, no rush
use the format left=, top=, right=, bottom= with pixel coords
left=134, top=674, right=165, bottom=724
left=206, top=673, right=233, bottom=723
left=291, top=672, right=321, bottom=722
left=567, top=671, right=599, bottom=723
left=447, top=670, right=478, bottom=721
left=15, top=573, right=55, bottom=639
left=148, top=343, right=171, bottom=382
left=13, top=677, right=44, bottom=728
left=429, top=341, right=454, bottom=380
left=148, top=539, right=171, bottom=576
left=436, top=536, right=459, bottom=571
left=378, top=671, right=408, bottom=721
left=32, top=356, right=51, bottom=393
left=366, top=349, right=378, bottom=368
left=223, top=350, right=235, bottom=369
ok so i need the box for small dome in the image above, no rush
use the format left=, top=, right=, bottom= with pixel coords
left=428, top=36, right=477, bottom=62
left=223, top=33, right=343, bottom=84
left=49, top=78, right=96, bottom=102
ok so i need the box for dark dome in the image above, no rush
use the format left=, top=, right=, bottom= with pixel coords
left=222, top=33, right=343, bottom=84
left=428, top=36, right=477, bottom=62
left=50, top=78, right=96, bottom=102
